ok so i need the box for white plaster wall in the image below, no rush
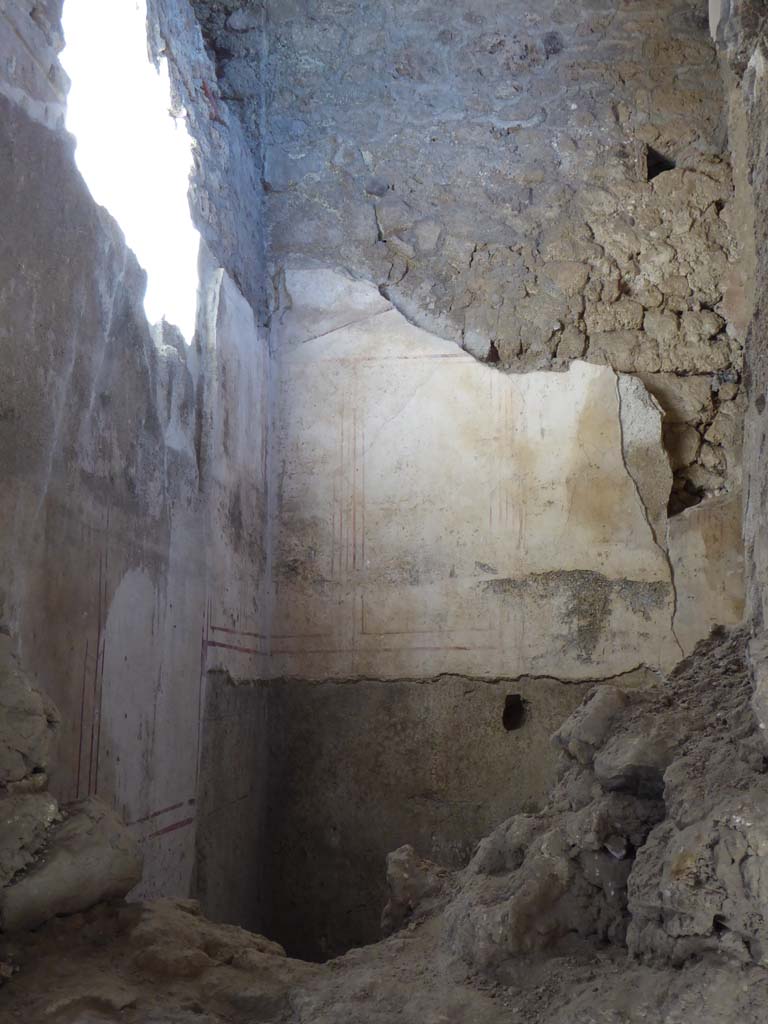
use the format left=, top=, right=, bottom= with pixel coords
left=262, top=268, right=745, bottom=682
left=670, top=492, right=745, bottom=654
left=268, top=270, right=681, bottom=681
left=201, top=257, right=273, bottom=680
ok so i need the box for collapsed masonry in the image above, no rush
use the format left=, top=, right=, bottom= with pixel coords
left=440, top=628, right=768, bottom=969
left=0, top=636, right=141, bottom=933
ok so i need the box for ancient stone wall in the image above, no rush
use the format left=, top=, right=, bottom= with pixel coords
left=713, top=2, right=768, bottom=735
left=0, top=0, right=756, bottom=962
left=197, top=0, right=749, bottom=515
left=0, top=0, right=271, bottom=899
left=184, top=0, right=751, bottom=954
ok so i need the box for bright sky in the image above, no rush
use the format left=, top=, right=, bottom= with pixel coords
left=60, top=0, right=200, bottom=342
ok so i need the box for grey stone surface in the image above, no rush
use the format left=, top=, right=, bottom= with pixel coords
left=198, top=670, right=592, bottom=960
left=0, top=796, right=143, bottom=932
left=0, top=792, right=59, bottom=888
left=0, top=637, right=58, bottom=787
left=553, top=686, right=629, bottom=766
left=593, top=732, right=675, bottom=798
left=440, top=629, right=768, bottom=971
left=190, top=0, right=748, bottom=512
left=381, top=845, right=446, bottom=935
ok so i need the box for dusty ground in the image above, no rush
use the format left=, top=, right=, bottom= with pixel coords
left=0, top=894, right=766, bottom=1023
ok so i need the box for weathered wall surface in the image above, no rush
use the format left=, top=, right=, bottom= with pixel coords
left=713, top=3, right=768, bottom=733
left=716, top=5, right=767, bottom=625
left=0, top=0, right=270, bottom=898
left=0, top=0, right=755, bottom=960
left=184, top=0, right=749, bottom=950
left=194, top=671, right=269, bottom=934
left=189, top=0, right=750, bottom=517
left=265, top=268, right=742, bottom=685
left=200, top=667, right=657, bottom=960
left=147, top=0, right=267, bottom=317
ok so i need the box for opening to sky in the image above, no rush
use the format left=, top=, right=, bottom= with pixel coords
left=61, top=0, right=200, bottom=342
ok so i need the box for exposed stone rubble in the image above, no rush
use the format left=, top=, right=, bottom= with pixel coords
left=0, top=634, right=58, bottom=789
left=0, top=636, right=141, bottom=936
left=191, top=0, right=750, bottom=514
left=442, top=628, right=768, bottom=970
left=381, top=844, right=448, bottom=935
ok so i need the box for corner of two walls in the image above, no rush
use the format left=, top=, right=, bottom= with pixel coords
left=0, top=0, right=755, bottom=953
left=0, top=0, right=271, bottom=901
left=201, top=0, right=751, bottom=955
left=150, top=0, right=751, bottom=954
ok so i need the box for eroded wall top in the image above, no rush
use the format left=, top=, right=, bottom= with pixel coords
left=189, top=0, right=750, bottom=516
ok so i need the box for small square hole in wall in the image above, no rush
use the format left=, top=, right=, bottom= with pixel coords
left=502, top=694, right=528, bottom=731
left=646, top=147, right=676, bottom=181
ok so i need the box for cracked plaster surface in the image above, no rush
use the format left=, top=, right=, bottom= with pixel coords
left=264, top=268, right=743, bottom=682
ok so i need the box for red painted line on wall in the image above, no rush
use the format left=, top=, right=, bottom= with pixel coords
left=207, top=640, right=265, bottom=656
left=95, top=503, right=111, bottom=795
left=311, top=353, right=466, bottom=364
left=330, top=468, right=336, bottom=579
left=271, top=633, right=329, bottom=639
left=195, top=598, right=210, bottom=788
left=209, top=624, right=268, bottom=640
left=345, top=405, right=351, bottom=575
left=145, top=816, right=196, bottom=841
left=126, top=799, right=195, bottom=827
left=87, top=551, right=103, bottom=796
left=75, top=638, right=89, bottom=800
left=270, top=645, right=499, bottom=654
left=352, top=406, right=357, bottom=572
left=93, top=631, right=106, bottom=795
left=337, top=406, right=343, bottom=578
left=361, top=422, right=366, bottom=568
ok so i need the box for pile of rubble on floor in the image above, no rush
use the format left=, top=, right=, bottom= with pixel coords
left=441, top=626, right=768, bottom=969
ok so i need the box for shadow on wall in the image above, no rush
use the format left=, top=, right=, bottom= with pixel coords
left=195, top=668, right=657, bottom=961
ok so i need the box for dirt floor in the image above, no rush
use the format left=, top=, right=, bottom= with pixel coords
left=0, top=895, right=766, bottom=1023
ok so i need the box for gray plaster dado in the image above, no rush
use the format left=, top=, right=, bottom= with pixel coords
left=197, top=668, right=610, bottom=959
